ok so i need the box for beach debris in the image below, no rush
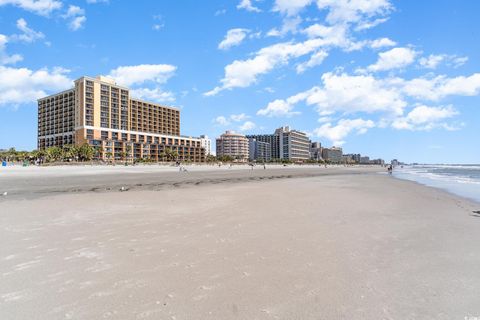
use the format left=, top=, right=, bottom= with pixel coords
left=1, top=191, right=7, bottom=196
left=119, top=186, right=129, bottom=192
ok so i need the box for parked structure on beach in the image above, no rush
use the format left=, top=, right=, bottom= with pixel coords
left=216, top=131, right=249, bottom=161
left=37, top=76, right=206, bottom=162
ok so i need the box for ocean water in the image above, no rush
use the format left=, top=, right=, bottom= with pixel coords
left=392, top=164, right=480, bottom=203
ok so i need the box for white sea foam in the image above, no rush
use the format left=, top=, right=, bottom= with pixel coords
left=393, top=165, right=480, bottom=203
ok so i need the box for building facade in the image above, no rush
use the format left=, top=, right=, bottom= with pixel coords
left=310, top=142, right=322, bottom=161
left=245, top=134, right=280, bottom=160
left=216, top=131, right=249, bottom=161
left=322, top=147, right=343, bottom=163
left=38, top=76, right=205, bottom=162
left=275, top=126, right=311, bottom=162
left=199, top=135, right=212, bottom=155
left=248, top=138, right=271, bottom=162
left=246, top=126, right=310, bottom=162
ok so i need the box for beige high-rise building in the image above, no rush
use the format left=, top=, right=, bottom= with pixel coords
left=38, top=75, right=205, bottom=162
left=216, top=131, right=249, bottom=161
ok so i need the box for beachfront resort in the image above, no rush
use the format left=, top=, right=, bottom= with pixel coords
left=26, top=75, right=384, bottom=166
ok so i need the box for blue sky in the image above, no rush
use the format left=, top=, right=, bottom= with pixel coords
left=0, top=0, right=479, bottom=163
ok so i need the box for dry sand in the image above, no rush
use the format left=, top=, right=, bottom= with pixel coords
left=1, top=166, right=480, bottom=319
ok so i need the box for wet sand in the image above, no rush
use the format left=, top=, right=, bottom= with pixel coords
left=1, top=167, right=479, bottom=319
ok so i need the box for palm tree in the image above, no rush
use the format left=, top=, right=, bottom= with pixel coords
left=62, top=145, right=75, bottom=162
left=171, top=150, right=179, bottom=162
left=78, top=143, right=95, bottom=161
left=159, top=151, right=166, bottom=162
left=105, top=152, right=113, bottom=163
left=94, top=146, right=104, bottom=160
left=46, top=146, right=63, bottom=162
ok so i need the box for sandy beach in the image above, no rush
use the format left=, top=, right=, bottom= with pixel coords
left=1, top=166, right=479, bottom=319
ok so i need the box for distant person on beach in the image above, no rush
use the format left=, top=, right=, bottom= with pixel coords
left=263, top=164, right=266, bottom=170
left=388, top=165, right=393, bottom=174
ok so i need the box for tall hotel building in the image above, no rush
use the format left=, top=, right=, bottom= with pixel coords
left=37, top=76, right=205, bottom=162
left=216, top=131, right=249, bottom=161
left=246, top=126, right=310, bottom=162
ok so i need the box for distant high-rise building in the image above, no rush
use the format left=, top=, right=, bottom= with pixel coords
left=360, top=156, right=370, bottom=164
left=245, top=133, right=280, bottom=159
left=343, top=153, right=361, bottom=163
left=37, top=75, right=205, bottom=162
left=216, top=131, right=249, bottom=161
left=275, top=126, right=311, bottom=161
left=391, top=159, right=399, bottom=166
left=310, top=142, right=322, bottom=161
left=322, top=147, right=343, bottom=163
left=199, top=135, right=212, bottom=155
left=248, top=138, right=271, bottom=162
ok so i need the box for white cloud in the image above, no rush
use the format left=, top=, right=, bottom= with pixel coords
left=208, top=0, right=397, bottom=95
left=62, top=5, right=86, bottom=31
left=218, top=28, right=250, bottom=50
left=267, top=16, right=302, bottom=37
left=237, top=0, right=261, bottom=13
left=261, top=72, right=406, bottom=118
left=230, top=113, right=249, bottom=122
left=152, top=24, right=164, bottom=31
left=392, top=105, right=459, bottom=131
left=86, top=0, right=108, bottom=3
left=316, top=0, right=393, bottom=25
left=313, top=118, right=375, bottom=146
left=213, top=113, right=252, bottom=126
left=355, top=17, right=389, bottom=31
left=10, top=18, right=45, bottom=43
left=0, top=34, right=23, bottom=65
left=451, top=56, right=468, bottom=68
left=366, top=47, right=417, bottom=72
left=130, top=88, right=175, bottom=103
left=205, top=38, right=332, bottom=96
left=215, top=9, right=227, bottom=16
left=213, top=116, right=230, bottom=126
left=273, top=0, right=313, bottom=16
left=0, top=0, right=62, bottom=16
left=257, top=97, right=302, bottom=117
left=108, top=64, right=177, bottom=87
left=296, top=49, right=328, bottom=73
left=418, top=54, right=469, bottom=69
left=63, top=4, right=83, bottom=16
left=0, top=65, right=71, bottom=105
left=419, top=54, right=445, bottom=69
left=402, top=73, right=480, bottom=101
left=239, top=121, right=256, bottom=131
left=370, top=37, right=396, bottom=49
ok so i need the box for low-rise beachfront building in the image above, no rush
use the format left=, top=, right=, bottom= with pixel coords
left=216, top=131, right=249, bottom=161
left=37, top=75, right=205, bottom=162
left=322, top=147, right=343, bottom=163
left=248, top=138, right=271, bottom=162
